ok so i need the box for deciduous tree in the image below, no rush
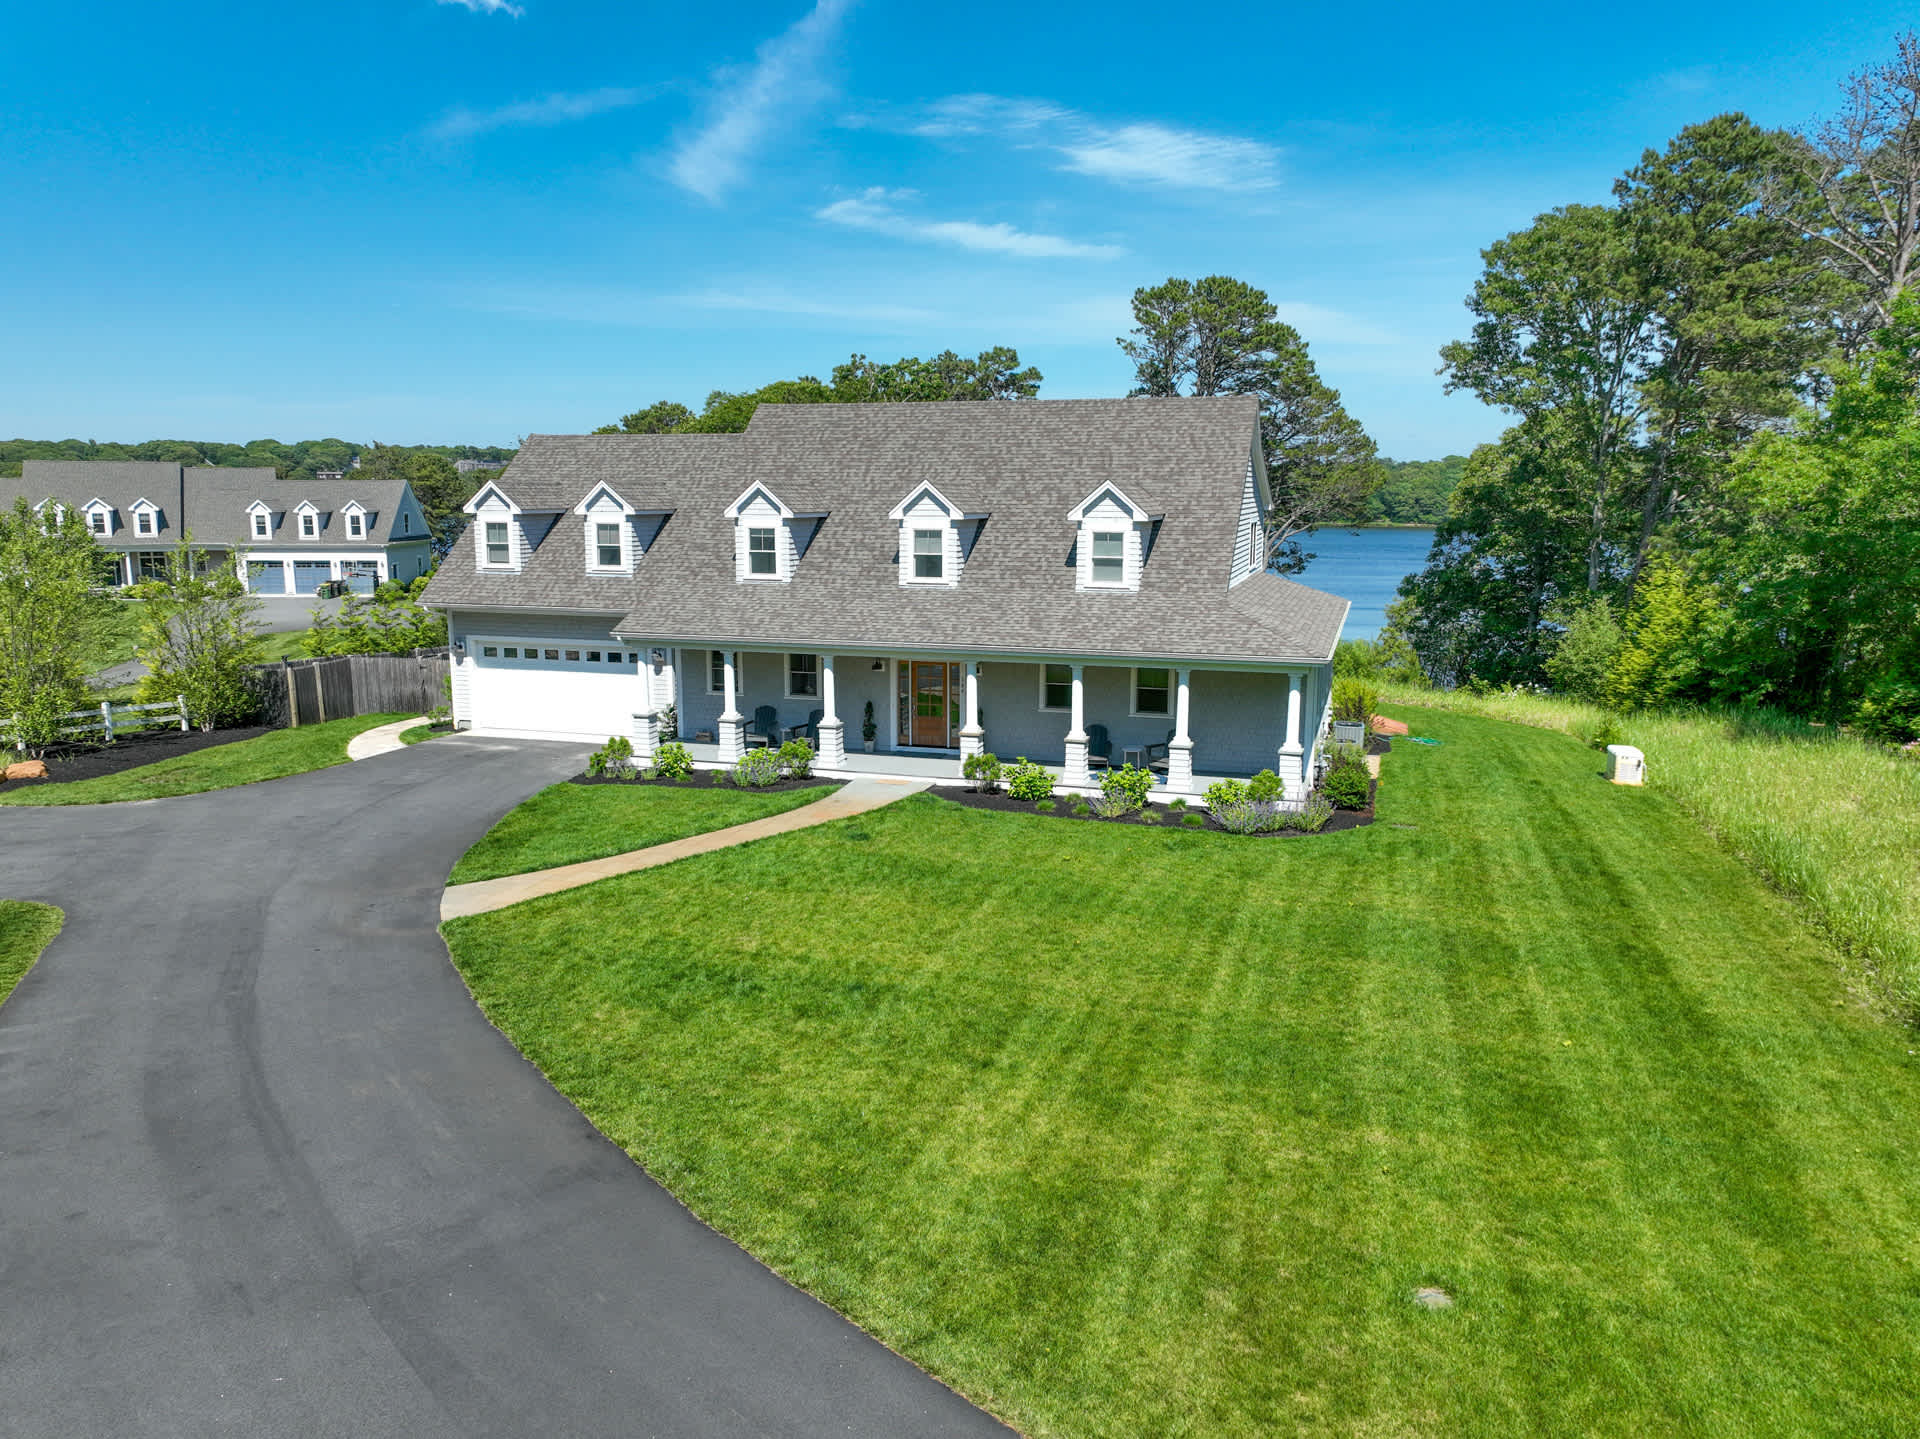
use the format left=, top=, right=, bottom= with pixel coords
left=131, top=536, right=264, bottom=729
left=0, top=499, right=112, bottom=754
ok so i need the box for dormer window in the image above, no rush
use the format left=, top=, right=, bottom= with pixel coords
left=348, top=512, right=364, bottom=538
left=745, top=528, right=773, bottom=574
left=137, top=510, right=154, bottom=536
left=302, top=513, right=316, bottom=537
left=726, top=484, right=808, bottom=583
left=464, top=481, right=523, bottom=572
left=596, top=523, right=622, bottom=567
left=90, top=511, right=107, bottom=535
left=576, top=483, right=646, bottom=575
left=485, top=521, right=509, bottom=565
left=1068, top=483, right=1157, bottom=593
left=913, top=529, right=944, bottom=580
left=254, top=513, right=268, bottom=538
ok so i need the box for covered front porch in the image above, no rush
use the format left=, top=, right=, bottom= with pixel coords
left=633, top=646, right=1333, bottom=804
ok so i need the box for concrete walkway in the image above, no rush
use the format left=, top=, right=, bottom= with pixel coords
left=440, top=774, right=929, bottom=921
left=347, top=714, right=430, bottom=760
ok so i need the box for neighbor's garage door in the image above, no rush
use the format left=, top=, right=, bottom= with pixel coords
left=292, top=561, right=332, bottom=594
left=468, top=641, right=641, bottom=741
left=343, top=560, right=381, bottom=594
left=247, top=560, right=288, bottom=595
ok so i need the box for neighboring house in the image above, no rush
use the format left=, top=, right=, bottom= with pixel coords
left=422, top=397, right=1348, bottom=800
left=4, top=461, right=436, bottom=594
left=455, top=458, right=507, bottom=473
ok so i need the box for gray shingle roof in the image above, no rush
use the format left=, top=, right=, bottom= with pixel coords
left=422, top=397, right=1348, bottom=664
left=2, top=462, right=414, bottom=548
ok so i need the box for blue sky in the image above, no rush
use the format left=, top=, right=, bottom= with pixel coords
left=2, top=1, right=1914, bottom=458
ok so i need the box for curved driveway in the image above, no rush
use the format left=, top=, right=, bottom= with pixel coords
left=0, top=736, right=1010, bottom=1438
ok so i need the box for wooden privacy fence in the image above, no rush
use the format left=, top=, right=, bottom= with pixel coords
left=244, top=648, right=449, bottom=729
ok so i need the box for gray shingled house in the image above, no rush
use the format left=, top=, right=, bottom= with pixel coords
left=422, top=396, right=1348, bottom=801
left=4, top=461, right=434, bottom=593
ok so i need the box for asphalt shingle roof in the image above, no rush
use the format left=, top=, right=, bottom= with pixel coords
left=3, top=463, right=413, bottom=548
left=422, top=397, right=1349, bottom=664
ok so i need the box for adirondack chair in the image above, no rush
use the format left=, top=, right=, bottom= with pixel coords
left=1084, top=722, right=1114, bottom=772
left=1144, top=728, right=1176, bottom=774
left=747, top=704, right=780, bottom=748
left=787, top=708, right=823, bottom=744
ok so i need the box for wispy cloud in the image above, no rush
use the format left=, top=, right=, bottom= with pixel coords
left=428, top=86, right=653, bottom=141
left=668, top=0, right=851, bottom=203
left=879, top=93, right=1278, bottom=192
left=815, top=188, right=1123, bottom=259
left=437, top=0, right=523, bottom=17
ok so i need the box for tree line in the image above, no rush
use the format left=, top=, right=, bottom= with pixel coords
left=1394, top=32, right=1920, bottom=741
left=0, top=436, right=514, bottom=487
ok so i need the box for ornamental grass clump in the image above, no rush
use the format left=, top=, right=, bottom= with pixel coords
left=1005, top=758, right=1054, bottom=802
left=1283, top=793, right=1335, bottom=832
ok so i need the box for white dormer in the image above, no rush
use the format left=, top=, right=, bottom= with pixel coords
left=341, top=499, right=368, bottom=541
left=725, top=484, right=799, bottom=583
left=887, top=483, right=984, bottom=589
left=575, top=483, right=636, bottom=574
left=33, top=498, right=67, bottom=530
left=130, top=497, right=162, bottom=538
left=246, top=500, right=274, bottom=542
left=294, top=500, right=322, bottom=540
left=463, top=481, right=524, bottom=572
left=1068, top=483, right=1155, bottom=592
left=81, top=497, right=115, bottom=537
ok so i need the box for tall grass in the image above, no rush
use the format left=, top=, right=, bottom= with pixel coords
left=1381, top=683, right=1920, bottom=1021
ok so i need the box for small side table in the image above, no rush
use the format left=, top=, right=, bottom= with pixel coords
left=1121, top=746, right=1145, bottom=769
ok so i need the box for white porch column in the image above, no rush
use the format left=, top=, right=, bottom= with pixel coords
left=816, top=652, right=845, bottom=766
left=959, top=660, right=984, bottom=761
left=631, top=647, right=661, bottom=762
left=1167, top=667, right=1195, bottom=792
left=1062, top=663, right=1089, bottom=785
left=717, top=649, right=744, bottom=762
left=1280, top=669, right=1306, bottom=801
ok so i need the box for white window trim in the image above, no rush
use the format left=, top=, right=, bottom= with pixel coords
left=343, top=503, right=366, bottom=539
left=785, top=652, right=820, bottom=700
left=1038, top=662, right=1073, bottom=713
left=87, top=510, right=109, bottom=535
left=1129, top=666, right=1174, bottom=719
left=745, top=525, right=780, bottom=578
left=131, top=499, right=159, bottom=537
left=908, top=526, right=946, bottom=583
left=482, top=519, right=513, bottom=568
left=295, top=502, right=321, bottom=540
left=589, top=519, right=626, bottom=572
left=707, top=649, right=727, bottom=694
left=1087, top=529, right=1127, bottom=588
left=252, top=513, right=271, bottom=538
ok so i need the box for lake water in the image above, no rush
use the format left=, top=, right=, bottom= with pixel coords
left=1294, top=527, right=1434, bottom=641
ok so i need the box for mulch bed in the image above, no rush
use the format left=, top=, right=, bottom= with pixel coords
left=1, top=725, right=275, bottom=791
left=931, top=783, right=1375, bottom=836
left=568, top=771, right=839, bottom=795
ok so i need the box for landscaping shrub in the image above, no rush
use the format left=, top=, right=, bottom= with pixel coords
left=777, top=738, right=814, bottom=778
left=1283, top=794, right=1335, bottom=832
left=1169, top=797, right=1188, bottom=812
left=1245, top=768, right=1282, bottom=802
left=1586, top=713, right=1627, bottom=751
left=1034, top=797, right=1056, bottom=812
left=1853, top=674, right=1920, bottom=744
left=1212, top=798, right=1285, bottom=834
left=1099, top=763, right=1154, bottom=814
left=1071, top=798, right=1094, bottom=816
left=587, top=735, right=637, bottom=779
left=962, top=751, right=1003, bottom=792
left=1203, top=777, right=1248, bottom=809
left=652, top=741, right=693, bottom=780
left=1321, top=762, right=1370, bottom=810
left=1331, top=676, right=1380, bottom=728
left=1180, top=812, right=1207, bottom=828
left=733, top=748, right=783, bottom=787
left=1005, top=757, right=1054, bottom=802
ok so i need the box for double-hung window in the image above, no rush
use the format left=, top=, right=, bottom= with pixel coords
left=1133, top=667, right=1171, bottom=716
left=1091, top=531, right=1124, bottom=585
left=709, top=649, right=727, bottom=693
left=913, top=528, right=943, bottom=580
left=1041, top=663, right=1072, bottom=711
left=137, top=511, right=154, bottom=536
left=485, top=521, right=509, bottom=565
left=90, top=512, right=107, bottom=535
left=596, top=522, right=622, bottom=567
left=301, top=512, right=316, bottom=538
left=349, top=513, right=363, bottom=538
left=747, top=527, right=777, bottom=576
left=788, top=653, right=818, bottom=698
left=252, top=512, right=268, bottom=538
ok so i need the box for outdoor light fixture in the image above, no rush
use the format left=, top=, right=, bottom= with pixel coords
left=452, top=638, right=466, bottom=656
left=651, top=648, right=667, bottom=663
left=871, top=659, right=884, bottom=671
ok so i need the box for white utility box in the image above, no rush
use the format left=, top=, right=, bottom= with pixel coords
left=1605, top=744, right=1646, bottom=785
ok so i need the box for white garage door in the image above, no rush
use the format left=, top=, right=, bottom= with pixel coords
left=468, top=640, right=644, bottom=742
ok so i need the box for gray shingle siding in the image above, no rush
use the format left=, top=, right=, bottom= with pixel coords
left=424, top=397, right=1348, bottom=665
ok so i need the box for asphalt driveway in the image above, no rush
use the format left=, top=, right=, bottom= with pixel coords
left=0, top=736, right=1009, bottom=1437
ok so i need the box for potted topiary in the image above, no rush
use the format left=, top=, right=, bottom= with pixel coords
left=862, top=699, right=877, bottom=753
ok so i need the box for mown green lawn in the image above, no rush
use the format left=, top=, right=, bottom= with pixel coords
left=443, top=708, right=1920, bottom=1438
left=449, top=780, right=841, bottom=883
left=0, top=900, right=63, bottom=1006
left=0, top=714, right=408, bottom=805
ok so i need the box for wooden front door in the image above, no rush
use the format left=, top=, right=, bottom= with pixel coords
left=911, top=662, right=948, bottom=747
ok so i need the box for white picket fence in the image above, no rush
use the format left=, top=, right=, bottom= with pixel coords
left=4, top=696, right=190, bottom=748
